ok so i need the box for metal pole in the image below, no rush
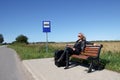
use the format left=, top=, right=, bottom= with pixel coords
left=46, top=32, right=48, bottom=53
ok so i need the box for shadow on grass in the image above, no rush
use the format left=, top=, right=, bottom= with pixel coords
left=99, top=58, right=110, bottom=69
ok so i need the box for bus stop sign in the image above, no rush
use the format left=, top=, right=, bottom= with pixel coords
left=43, top=21, right=51, bottom=32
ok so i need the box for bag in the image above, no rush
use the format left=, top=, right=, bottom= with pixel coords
left=54, top=50, right=66, bottom=67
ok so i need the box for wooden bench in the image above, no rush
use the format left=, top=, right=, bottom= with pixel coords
left=71, top=44, right=103, bottom=73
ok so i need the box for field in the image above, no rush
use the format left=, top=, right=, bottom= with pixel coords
left=9, top=41, right=120, bottom=72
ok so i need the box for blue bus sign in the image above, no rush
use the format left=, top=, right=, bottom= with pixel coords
left=43, top=21, right=51, bottom=32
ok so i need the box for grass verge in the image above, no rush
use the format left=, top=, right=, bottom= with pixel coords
left=100, top=51, right=120, bottom=73
left=8, top=43, right=58, bottom=60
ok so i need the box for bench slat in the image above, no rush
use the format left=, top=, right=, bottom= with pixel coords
left=83, top=53, right=97, bottom=57
left=85, top=47, right=99, bottom=51
left=71, top=54, right=89, bottom=59
left=84, top=51, right=98, bottom=53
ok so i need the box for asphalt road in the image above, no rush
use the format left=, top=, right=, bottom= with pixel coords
left=0, top=46, right=33, bottom=80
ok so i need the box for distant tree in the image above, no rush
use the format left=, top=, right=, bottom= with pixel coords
left=0, top=34, right=4, bottom=43
left=15, top=34, right=28, bottom=44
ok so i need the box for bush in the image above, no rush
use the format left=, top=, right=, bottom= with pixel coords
left=15, top=34, right=28, bottom=44
left=0, top=34, right=4, bottom=43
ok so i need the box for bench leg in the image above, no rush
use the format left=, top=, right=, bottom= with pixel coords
left=88, top=59, right=93, bottom=73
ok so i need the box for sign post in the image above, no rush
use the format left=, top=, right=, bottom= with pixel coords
left=43, top=21, right=51, bottom=53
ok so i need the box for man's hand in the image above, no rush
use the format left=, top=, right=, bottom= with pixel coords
left=93, top=43, right=101, bottom=46
left=72, top=48, right=75, bottom=51
left=93, top=43, right=98, bottom=46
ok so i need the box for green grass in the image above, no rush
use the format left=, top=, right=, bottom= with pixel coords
left=100, top=51, right=120, bottom=72
left=8, top=43, right=120, bottom=73
left=8, top=43, right=57, bottom=60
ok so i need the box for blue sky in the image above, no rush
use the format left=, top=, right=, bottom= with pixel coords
left=0, top=0, right=120, bottom=43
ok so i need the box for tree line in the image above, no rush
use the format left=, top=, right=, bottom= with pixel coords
left=0, top=34, right=28, bottom=44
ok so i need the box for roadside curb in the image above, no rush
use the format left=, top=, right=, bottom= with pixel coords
left=23, top=61, right=39, bottom=80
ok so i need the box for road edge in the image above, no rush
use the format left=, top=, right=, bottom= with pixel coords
left=22, top=61, right=39, bottom=80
